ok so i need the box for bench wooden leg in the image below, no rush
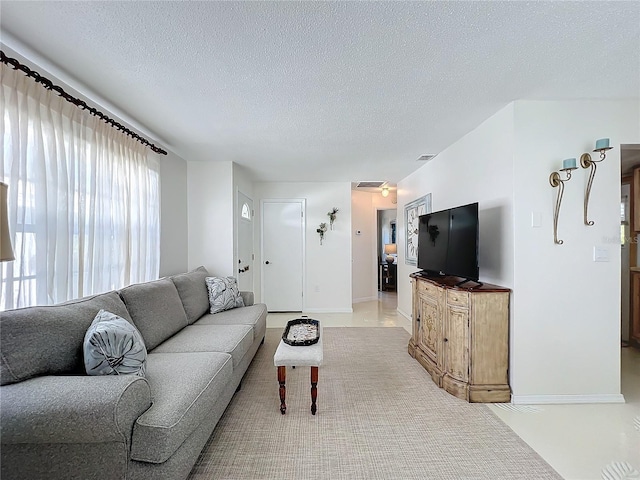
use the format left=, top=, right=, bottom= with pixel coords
left=310, top=366, right=318, bottom=415
left=278, top=366, right=286, bottom=414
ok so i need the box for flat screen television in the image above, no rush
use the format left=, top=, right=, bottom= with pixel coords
left=417, top=202, right=479, bottom=282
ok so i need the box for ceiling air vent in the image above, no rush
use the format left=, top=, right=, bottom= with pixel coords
left=417, top=154, right=437, bottom=162
left=356, top=181, right=386, bottom=188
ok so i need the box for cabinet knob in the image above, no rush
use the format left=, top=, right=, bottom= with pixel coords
left=444, top=338, right=448, bottom=342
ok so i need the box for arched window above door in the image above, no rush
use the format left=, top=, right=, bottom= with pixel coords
left=241, top=202, right=251, bottom=220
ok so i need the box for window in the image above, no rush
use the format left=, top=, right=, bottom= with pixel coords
left=241, top=202, right=251, bottom=220
left=1, top=64, right=160, bottom=309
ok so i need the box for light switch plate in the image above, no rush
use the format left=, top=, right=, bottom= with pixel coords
left=531, top=212, right=542, bottom=228
left=593, top=246, right=610, bottom=262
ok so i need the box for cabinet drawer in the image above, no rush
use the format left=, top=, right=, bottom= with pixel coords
left=417, top=279, right=440, bottom=297
left=447, top=289, right=469, bottom=306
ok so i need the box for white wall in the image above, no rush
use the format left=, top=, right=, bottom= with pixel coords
left=351, top=190, right=397, bottom=303
left=397, top=99, right=640, bottom=402
left=187, top=161, right=234, bottom=276
left=159, top=151, right=188, bottom=277
left=351, top=191, right=376, bottom=302
left=396, top=104, right=516, bottom=319
left=254, top=182, right=353, bottom=312
left=351, top=190, right=375, bottom=302
left=232, top=162, right=255, bottom=287
left=185, top=161, right=256, bottom=286
left=511, top=100, right=639, bottom=403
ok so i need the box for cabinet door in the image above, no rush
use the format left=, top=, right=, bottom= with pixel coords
left=445, top=305, right=469, bottom=382
left=635, top=169, right=640, bottom=232
left=418, top=293, right=441, bottom=365
left=411, top=278, right=421, bottom=347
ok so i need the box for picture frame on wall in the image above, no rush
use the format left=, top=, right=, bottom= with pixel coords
left=404, top=194, right=432, bottom=265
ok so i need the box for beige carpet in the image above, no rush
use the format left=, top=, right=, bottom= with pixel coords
left=188, top=327, right=562, bottom=480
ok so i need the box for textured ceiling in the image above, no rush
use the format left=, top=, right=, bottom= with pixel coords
left=1, top=1, right=639, bottom=183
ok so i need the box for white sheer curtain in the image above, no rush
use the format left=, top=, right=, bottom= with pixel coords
left=1, top=64, right=160, bottom=309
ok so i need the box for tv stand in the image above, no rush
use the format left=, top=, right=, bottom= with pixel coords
left=416, top=270, right=444, bottom=279
left=408, top=273, right=511, bottom=403
left=455, top=278, right=483, bottom=288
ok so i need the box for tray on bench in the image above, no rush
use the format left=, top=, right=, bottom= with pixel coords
left=282, top=318, right=320, bottom=346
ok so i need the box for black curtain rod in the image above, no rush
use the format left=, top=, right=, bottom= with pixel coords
left=0, top=50, right=167, bottom=156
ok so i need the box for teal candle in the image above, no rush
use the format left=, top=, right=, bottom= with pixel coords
left=595, top=138, right=610, bottom=150
left=562, top=158, right=577, bottom=170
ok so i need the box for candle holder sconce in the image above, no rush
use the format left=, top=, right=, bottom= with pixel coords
left=580, top=138, right=613, bottom=226
left=549, top=160, right=578, bottom=245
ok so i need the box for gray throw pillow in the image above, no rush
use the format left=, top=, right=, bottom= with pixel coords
left=84, top=309, right=147, bottom=377
left=205, top=276, right=245, bottom=314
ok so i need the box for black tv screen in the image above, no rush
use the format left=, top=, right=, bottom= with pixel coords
left=417, top=202, right=479, bottom=281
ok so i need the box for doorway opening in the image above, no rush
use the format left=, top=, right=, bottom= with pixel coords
left=377, top=209, right=397, bottom=295
left=620, top=144, right=639, bottom=406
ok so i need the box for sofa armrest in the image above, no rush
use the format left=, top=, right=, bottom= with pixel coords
left=240, top=291, right=254, bottom=306
left=1, top=374, right=151, bottom=445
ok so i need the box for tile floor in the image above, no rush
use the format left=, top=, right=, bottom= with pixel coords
left=266, top=292, right=640, bottom=480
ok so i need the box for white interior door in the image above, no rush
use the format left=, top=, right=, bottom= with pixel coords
left=237, top=191, right=254, bottom=293
left=261, top=200, right=304, bottom=312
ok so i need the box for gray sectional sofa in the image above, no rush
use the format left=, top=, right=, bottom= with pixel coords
left=0, top=266, right=267, bottom=480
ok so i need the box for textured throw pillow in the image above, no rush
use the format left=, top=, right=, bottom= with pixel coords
left=205, top=276, right=245, bottom=314
left=83, top=309, right=147, bottom=377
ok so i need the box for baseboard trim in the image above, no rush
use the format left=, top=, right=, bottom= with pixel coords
left=304, top=308, right=354, bottom=314
left=352, top=296, right=378, bottom=304
left=512, top=393, right=626, bottom=405
left=397, top=308, right=411, bottom=321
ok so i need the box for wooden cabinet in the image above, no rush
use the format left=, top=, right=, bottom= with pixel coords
left=631, top=271, right=640, bottom=348
left=379, top=263, right=397, bottom=291
left=408, top=274, right=511, bottom=403
left=634, top=168, right=640, bottom=232
left=414, top=280, right=444, bottom=385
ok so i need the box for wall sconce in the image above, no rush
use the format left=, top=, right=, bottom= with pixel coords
left=549, top=159, right=578, bottom=245
left=580, top=138, right=613, bottom=226
left=381, top=186, right=390, bottom=198
left=1, top=182, right=15, bottom=262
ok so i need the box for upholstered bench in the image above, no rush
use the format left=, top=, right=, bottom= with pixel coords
left=273, top=323, right=323, bottom=415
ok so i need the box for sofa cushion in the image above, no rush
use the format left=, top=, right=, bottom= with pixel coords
left=170, top=266, right=210, bottom=324
left=205, top=276, right=244, bottom=314
left=0, top=291, right=132, bottom=386
left=84, top=309, right=147, bottom=377
left=195, top=303, right=267, bottom=344
left=152, top=324, right=253, bottom=368
left=118, top=278, right=189, bottom=351
left=130, top=352, right=232, bottom=464
left=1, top=374, right=151, bottom=444
left=239, top=291, right=254, bottom=306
